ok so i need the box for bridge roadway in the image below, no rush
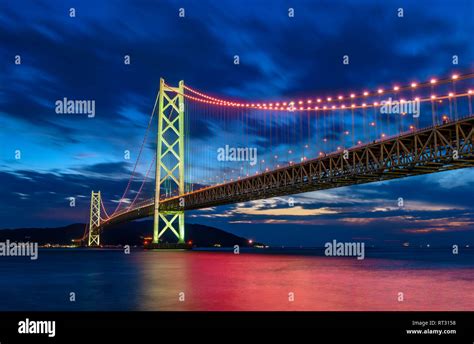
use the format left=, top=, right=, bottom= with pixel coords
left=102, top=115, right=474, bottom=226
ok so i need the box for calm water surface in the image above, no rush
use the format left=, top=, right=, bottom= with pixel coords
left=0, top=249, right=473, bottom=311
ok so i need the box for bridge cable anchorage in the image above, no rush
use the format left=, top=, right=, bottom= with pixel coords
left=110, top=89, right=160, bottom=216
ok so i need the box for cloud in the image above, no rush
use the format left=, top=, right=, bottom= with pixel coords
left=0, top=165, right=152, bottom=228
left=427, top=168, right=474, bottom=189
left=0, top=0, right=473, bottom=249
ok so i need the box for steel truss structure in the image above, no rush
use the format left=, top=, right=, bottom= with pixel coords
left=160, top=115, right=474, bottom=210
left=88, top=191, right=101, bottom=246
left=99, top=109, right=474, bottom=229
left=153, top=79, right=185, bottom=244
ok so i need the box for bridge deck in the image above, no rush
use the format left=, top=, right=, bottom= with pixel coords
left=103, top=115, right=474, bottom=226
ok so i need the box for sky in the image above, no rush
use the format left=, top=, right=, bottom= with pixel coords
left=0, top=0, right=473, bottom=247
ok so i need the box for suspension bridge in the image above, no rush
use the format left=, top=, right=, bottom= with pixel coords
left=83, top=72, right=474, bottom=247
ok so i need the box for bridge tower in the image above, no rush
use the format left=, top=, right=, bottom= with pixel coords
left=88, top=190, right=101, bottom=247
left=153, top=78, right=185, bottom=244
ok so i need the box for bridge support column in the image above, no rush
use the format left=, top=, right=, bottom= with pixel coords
left=88, top=191, right=101, bottom=247
left=153, top=78, right=186, bottom=244
left=155, top=212, right=184, bottom=243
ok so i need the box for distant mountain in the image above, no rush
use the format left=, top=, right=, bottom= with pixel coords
left=0, top=221, right=257, bottom=247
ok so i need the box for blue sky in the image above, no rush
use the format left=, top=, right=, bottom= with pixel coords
left=0, top=0, right=473, bottom=246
